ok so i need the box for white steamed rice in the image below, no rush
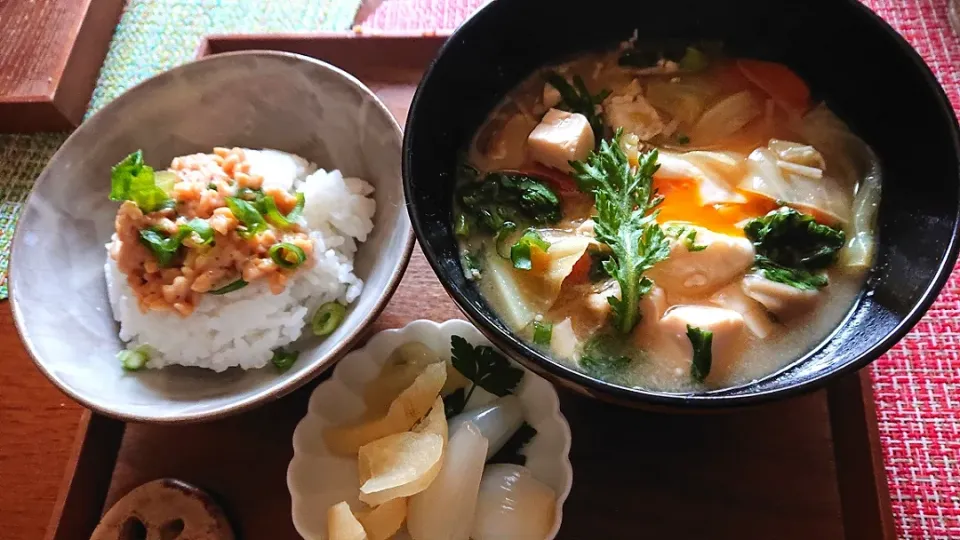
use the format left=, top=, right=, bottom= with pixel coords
left=105, top=149, right=376, bottom=372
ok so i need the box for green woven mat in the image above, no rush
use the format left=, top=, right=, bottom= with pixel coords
left=0, top=0, right=359, bottom=299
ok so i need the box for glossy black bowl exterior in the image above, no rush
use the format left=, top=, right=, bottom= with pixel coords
left=403, top=0, right=960, bottom=409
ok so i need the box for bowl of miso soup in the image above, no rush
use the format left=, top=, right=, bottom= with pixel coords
left=403, top=0, right=960, bottom=408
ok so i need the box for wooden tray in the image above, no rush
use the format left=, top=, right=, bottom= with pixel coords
left=45, top=32, right=896, bottom=540
left=0, top=0, right=124, bottom=133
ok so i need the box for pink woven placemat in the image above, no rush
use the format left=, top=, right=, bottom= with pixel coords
left=361, top=0, right=960, bottom=537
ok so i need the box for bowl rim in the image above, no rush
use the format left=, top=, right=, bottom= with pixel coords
left=10, top=50, right=415, bottom=423
left=402, top=0, right=960, bottom=409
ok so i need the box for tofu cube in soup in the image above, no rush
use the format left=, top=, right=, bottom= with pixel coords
left=527, top=108, right=595, bottom=171
left=602, top=79, right=664, bottom=141
left=646, top=226, right=756, bottom=299
left=742, top=274, right=821, bottom=320
left=659, top=306, right=745, bottom=383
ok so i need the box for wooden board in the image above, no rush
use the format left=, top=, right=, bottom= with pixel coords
left=0, top=0, right=124, bottom=132
left=42, top=33, right=895, bottom=540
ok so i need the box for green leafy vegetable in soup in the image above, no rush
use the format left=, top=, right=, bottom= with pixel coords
left=457, top=171, right=562, bottom=233
left=577, top=333, right=636, bottom=385
left=753, top=256, right=828, bottom=291
left=545, top=72, right=611, bottom=143
left=744, top=207, right=845, bottom=290
left=745, top=207, right=845, bottom=270
left=687, top=325, right=713, bottom=383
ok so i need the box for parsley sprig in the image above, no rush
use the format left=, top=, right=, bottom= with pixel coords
left=545, top=72, right=611, bottom=143
left=444, top=335, right=524, bottom=417
left=570, top=129, right=672, bottom=334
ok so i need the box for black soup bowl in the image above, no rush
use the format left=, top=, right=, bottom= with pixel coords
left=402, top=0, right=960, bottom=409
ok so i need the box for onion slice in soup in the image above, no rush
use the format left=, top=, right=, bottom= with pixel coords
left=738, top=147, right=852, bottom=226
left=483, top=235, right=591, bottom=328
left=645, top=79, right=717, bottom=125
left=710, top=282, right=778, bottom=339
left=795, top=104, right=871, bottom=187
left=841, top=149, right=882, bottom=269
left=656, top=151, right=747, bottom=205
left=690, top=91, right=762, bottom=146
left=793, top=105, right=882, bottom=268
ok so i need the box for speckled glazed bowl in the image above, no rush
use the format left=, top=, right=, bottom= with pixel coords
left=10, top=51, right=413, bottom=423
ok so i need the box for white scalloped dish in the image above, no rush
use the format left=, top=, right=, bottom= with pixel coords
left=288, top=319, right=573, bottom=539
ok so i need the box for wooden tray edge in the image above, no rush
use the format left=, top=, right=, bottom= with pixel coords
left=44, top=30, right=896, bottom=540
left=194, top=31, right=453, bottom=60
left=827, top=370, right=897, bottom=539
left=44, top=411, right=125, bottom=540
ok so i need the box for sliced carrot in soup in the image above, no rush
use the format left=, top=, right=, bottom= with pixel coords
left=516, top=164, right=580, bottom=195
left=736, top=59, right=810, bottom=115
left=529, top=246, right=552, bottom=275
left=564, top=251, right=592, bottom=285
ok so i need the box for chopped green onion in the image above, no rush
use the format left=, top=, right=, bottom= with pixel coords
left=679, top=46, right=709, bottom=72
left=209, top=279, right=247, bottom=295
left=207, top=183, right=218, bottom=191
left=225, top=196, right=267, bottom=237
left=262, top=192, right=305, bottom=229
left=682, top=229, right=707, bottom=252
left=533, top=321, right=553, bottom=346
left=138, top=219, right=215, bottom=266
left=138, top=229, right=180, bottom=267
left=461, top=249, right=483, bottom=281
left=117, top=346, right=150, bottom=371
left=312, top=302, right=346, bottom=336
left=454, top=213, right=471, bottom=238
left=181, top=218, right=214, bottom=246
left=676, top=133, right=691, bottom=145
left=510, top=229, right=550, bottom=270
left=154, top=171, right=177, bottom=195
left=236, top=187, right=261, bottom=201
left=271, top=348, right=299, bottom=373
left=109, top=150, right=173, bottom=213
left=268, top=242, right=307, bottom=269
left=494, top=222, right=517, bottom=259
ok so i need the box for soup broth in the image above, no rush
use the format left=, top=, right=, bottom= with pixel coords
left=455, top=42, right=880, bottom=392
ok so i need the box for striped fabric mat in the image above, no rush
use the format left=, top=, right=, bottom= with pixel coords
left=0, top=0, right=957, bottom=537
